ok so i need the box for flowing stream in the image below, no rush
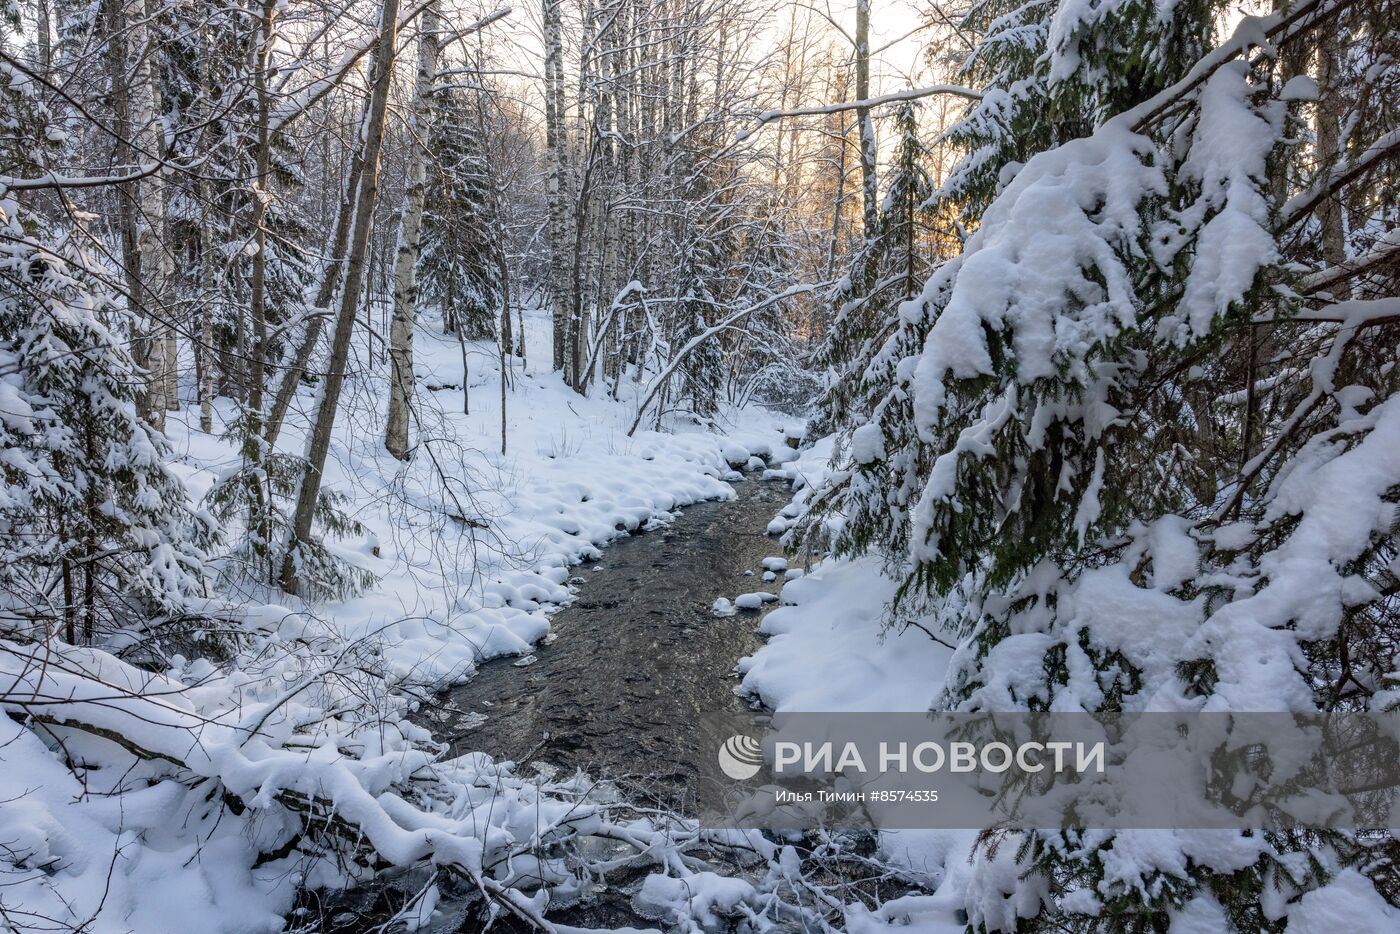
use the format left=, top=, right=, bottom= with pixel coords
left=316, top=474, right=789, bottom=931
left=418, top=473, right=785, bottom=809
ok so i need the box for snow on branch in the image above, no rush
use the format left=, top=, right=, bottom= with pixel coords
left=1252, top=296, right=1400, bottom=326
left=435, top=6, right=513, bottom=46
left=1298, top=229, right=1400, bottom=295
left=1126, top=0, right=1342, bottom=132
left=0, top=161, right=169, bottom=192
left=626, top=282, right=826, bottom=435
left=268, top=3, right=511, bottom=137
left=1279, top=127, right=1400, bottom=229
left=735, top=85, right=983, bottom=141
left=2, top=635, right=903, bottom=931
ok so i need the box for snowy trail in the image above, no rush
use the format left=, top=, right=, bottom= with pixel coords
left=417, top=474, right=787, bottom=808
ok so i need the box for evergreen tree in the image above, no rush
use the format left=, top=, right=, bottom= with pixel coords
left=184, top=4, right=362, bottom=603
left=937, top=0, right=1219, bottom=229
left=672, top=245, right=725, bottom=421
left=204, top=449, right=375, bottom=601
left=811, top=101, right=933, bottom=440
left=0, top=67, right=214, bottom=645
left=800, top=0, right=1400, bottom=928
left=421, top=88, right=503, bottom=340
left=804, top=0, right=1239, bottom=571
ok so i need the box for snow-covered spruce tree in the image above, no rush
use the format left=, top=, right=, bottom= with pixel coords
left=671, top=246, right=726, bottom=421
left=937, top=0, right=1220, bottom=230
left=673, top=308, right=724, bottom=421
left=800, top=0, right=1262, bottom=562
left=422, top=87, right=503, bottom=341
left=204, top=449, right=375, bottom=601
left=811, top=101, right=934, bottom=440
left=195, top=4, right=359, bottom=603
left=798, top=0, right=1400, bottom=929
left=161, top=0, right=315, bottom=407
left=0, top=67, right=214, bottom=646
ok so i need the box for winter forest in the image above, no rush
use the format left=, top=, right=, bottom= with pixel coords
left=1, top=0, right=1399, bottom=927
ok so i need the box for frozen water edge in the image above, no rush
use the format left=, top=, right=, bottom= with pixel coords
left=0, top=308, right=813, bottom=934
left=420, top=474, right=785, bottom=810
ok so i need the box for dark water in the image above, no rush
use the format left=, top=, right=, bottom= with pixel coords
left=415, top=474, right=786, bottom=808
left=310, top=475, right=789, bottom=932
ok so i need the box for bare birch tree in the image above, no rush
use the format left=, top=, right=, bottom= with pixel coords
left=385, top=2, right=443, bottom=460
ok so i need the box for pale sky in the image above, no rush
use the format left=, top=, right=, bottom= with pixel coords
left=466, top=0, right=950, bottom=125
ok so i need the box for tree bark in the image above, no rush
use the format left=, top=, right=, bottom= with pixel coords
left=135, top=0, right=172, bottom=426
left=34, top=0, right=52, bottom=75
left=855, top=0, right=877, bottom=241
left=118, top=0, right=174, bottom=429
left=102, top=0, right=144, bottom=412
left=385, top=1, right=441, bottom=461
left=543, top=0, right=571, bottom=374
left=1315, top=30, right=1348, bottom=293
left=280, top=0, right=401, bottom=595
left=198, top=197, right=215, bottom=432
left=826, top=69, right=849, bottom=277
left=499, top=250, right=510, bottom=453
left=238, top=0, right=280, bottom=554
left=264, top=111, right=369, bottom=451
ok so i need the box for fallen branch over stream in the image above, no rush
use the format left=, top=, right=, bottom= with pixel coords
left=1, top=636, right=930, bottom=931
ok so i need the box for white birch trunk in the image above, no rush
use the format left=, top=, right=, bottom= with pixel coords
left=543, top=0, right=571, bottom=373
left=385, top=2, right=441, bottom=460
left=127, top=0, right=173, bottom=428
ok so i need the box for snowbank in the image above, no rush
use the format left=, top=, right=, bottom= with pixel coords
left=1, top=308, right=795, bottom=933
left=731, top=437, right=981, bottom=932
left=163, top=309, right=793, bottom=691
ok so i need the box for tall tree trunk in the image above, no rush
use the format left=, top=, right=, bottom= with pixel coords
left=567, top=0, right=597, bottom=390
left=196, top=118, right=215, bottom=435
left=162, top=331, right=177, bottom=410
left=117, top=0, right=174, bottom=429
left=1315, top=32, right=1348, bottom=291
left=498, top=263, right=513, bottom=357
left=598, top=5, right=620, bottom=375
left=279, top=0, right=401, bottom=596
left=243, top=0, right=279, bottom=554
left=134, top=0, right=171, bottom=426
left=385, top=2, right=441, bottom=461
left=499, top=249, right=511, bottom=453
left=102, top=0, right=144, bottom=408
left=264, top=112, right=369, bottom=451
left=826, top=70, right=849, bottom=277
left=855, top=0, right=876, bottom=241
left=543, top=0, right=571, bottom=374
left=34, top=0, right=52, bottom=74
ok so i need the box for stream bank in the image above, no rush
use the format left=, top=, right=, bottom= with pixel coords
left=303, top=472, right=798, bottom=933
left=417, top=473, right=786, bottom=811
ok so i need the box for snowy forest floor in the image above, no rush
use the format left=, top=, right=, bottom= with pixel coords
left=1, top=308, right=972, bottom=932
left=166, top=308, right=788, bottom=692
